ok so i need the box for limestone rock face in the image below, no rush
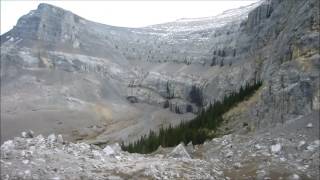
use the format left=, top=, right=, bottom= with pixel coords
left=1, top=0, right=319, bottom=144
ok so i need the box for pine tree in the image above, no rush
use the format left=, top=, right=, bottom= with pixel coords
left=122, top=80, right=263, bottom=153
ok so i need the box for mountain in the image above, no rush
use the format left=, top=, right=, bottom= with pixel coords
left=0, top=0, right=319, bottom=178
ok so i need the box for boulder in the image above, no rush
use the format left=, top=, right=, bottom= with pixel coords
left=168, top=143, right=191, bottom=159
left=21, top=130, right=34, bottom=138
left=225, top=150, right=233, bottom=158
left=57, top=134, right=64, bottom=144
left=289, top=174, right=300, bottom=180
left=109, top=143, right=122, bottom=152
left=21, top=132, right=27, bottom=138
left=47, top=134, right=56, bottom=143
left=270, top=144, right=281, bottom=154
left=306, top=123, right=313, bottom=128
left=297, top=141, right=307, bottom=150
left=103, top=143, right=122, bottom=156
left=103, top=146, right=115, bottom=156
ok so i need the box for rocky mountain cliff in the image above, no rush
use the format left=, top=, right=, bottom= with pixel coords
left=1, top=0, right=319, bottom=147
left=1, top=0, right=319, bottom=179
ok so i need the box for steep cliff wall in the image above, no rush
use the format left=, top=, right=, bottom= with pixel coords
left=1, top=0, right=319, bottom=143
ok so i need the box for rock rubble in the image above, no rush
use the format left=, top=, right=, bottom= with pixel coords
left=0, top=134, right=222, bottom=180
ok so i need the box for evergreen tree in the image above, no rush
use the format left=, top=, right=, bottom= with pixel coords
left=121, top=80, right=263, bottom=154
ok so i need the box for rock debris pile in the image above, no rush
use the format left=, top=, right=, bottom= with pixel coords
left=1, top=123, right=319, bottom=180
left=0, top=133, right=222, bottom=180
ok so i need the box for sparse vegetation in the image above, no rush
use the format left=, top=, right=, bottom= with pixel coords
left=121, top=80, right=263, bottom=153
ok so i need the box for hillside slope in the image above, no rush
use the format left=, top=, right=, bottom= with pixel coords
left=1, top=0, right=319, bottom=148
left=1, top=0, right=319, bottom=179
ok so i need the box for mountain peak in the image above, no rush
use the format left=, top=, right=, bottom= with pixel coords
left=36, top=3, right=70, bottom=14
left=4, top=2, right=85, bottom=46
left=37, top=3, right=57, bottom=9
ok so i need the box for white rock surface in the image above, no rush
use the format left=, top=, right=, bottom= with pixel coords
left=306, top=123, right=313, bottom=128
left=271, top=144, right=281, bottom=154
left=47, top=134, right=56, bottom=143
left=168, top=143, right=191, bottom=159
left=57, top=134, right=64, bottom=144
left=21, top=132, right=27, bottom=138
left=103, top=146, right=115, bottom=156
left=290, top=174, right=300, bottom=180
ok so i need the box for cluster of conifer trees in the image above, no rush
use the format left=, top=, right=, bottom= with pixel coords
left=121, top=80, right=262, bottom=154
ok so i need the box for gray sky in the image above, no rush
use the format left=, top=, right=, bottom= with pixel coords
left=1, top=1, right=257, bottom=35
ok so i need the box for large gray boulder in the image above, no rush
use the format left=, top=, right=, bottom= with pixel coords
left=168, top=143, right=191, bottom=159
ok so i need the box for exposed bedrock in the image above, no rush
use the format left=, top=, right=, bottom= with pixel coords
left=1, top=0, right=319, bottom=142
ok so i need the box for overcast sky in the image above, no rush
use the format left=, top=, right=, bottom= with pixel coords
left=1, top=1, right=257, bottom=35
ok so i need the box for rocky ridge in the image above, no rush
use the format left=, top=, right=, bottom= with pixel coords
left=1, top=133, right=222, bottom=180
